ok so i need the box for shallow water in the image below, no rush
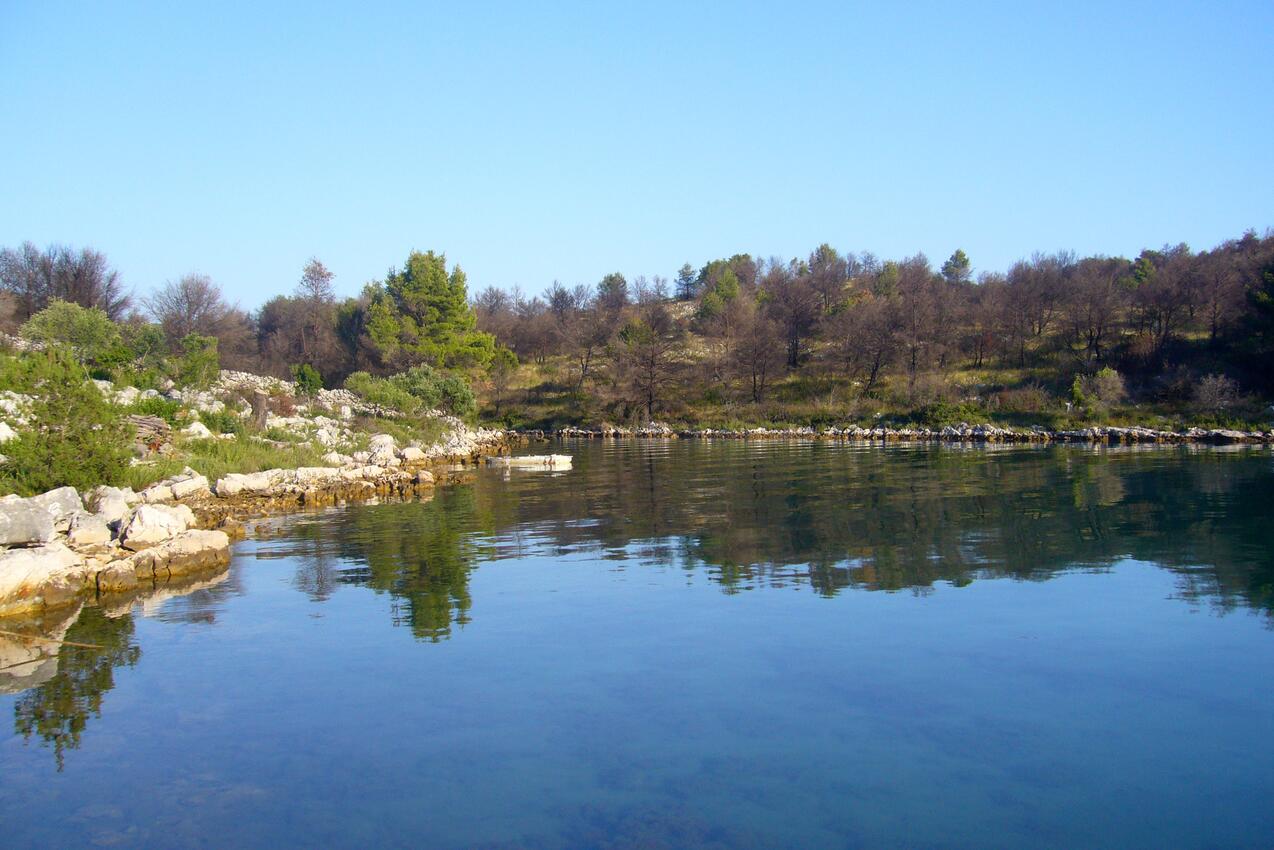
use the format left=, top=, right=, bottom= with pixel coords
left=2, top=441, right=1273, bottom=849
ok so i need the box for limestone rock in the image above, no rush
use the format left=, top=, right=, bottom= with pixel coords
left=120, top=504, right=193, bottom=551
left=0, top=421, right=16, bottom=443
left=86, top=486, right=132, bottom=527
left=415, top=469, right=435, bottom=485
left=0, top=543, right=88, bottom=617
left=67, top=511, right=112, bottom=548
left=183, top=420, right=214, bottom=439
left=141, top=484, right=175, bottom=503
left=399, top=446, right=426, bottom=463
left=0, top=500, right=55, bottom=546
left=170, top=473, right=210, bottom=499
left=29, top=487, right=83, bottom=531
left=127, top=530, right=231, bottom=581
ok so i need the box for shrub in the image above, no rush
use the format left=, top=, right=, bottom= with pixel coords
left=344, top=371, right=422, bottom=415
left=291, top=363, right=323, bottom=396
left=1194, top=374, right=1241, bottom=413
left=915, top=401, right=984, bottom=427
left=0, top=348, right=131, bottom=495
left=388, top=364, right=477, bottom=419
left=173, top=334, right=219, bottom=389
left=1073, top=367, right=1127, bottom=411
left=199, top=408, right=245, bottom=435
left=124, top=395, right=182, bottom=424
left=20, top=300, right=122, bottom=367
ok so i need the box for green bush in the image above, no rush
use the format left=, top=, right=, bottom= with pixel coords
left=0, top=348, right=132, bottom=496
left=174, top=334, right=220, bottom=389
left=20, top=300, right=122, bottom=367
left=124, top=395, right=182, bottom=424
left=291, top=363, right=323, bottom=396
left=344, top=371, right=423, bottom=415
left=199, top=408, right=245, bottom=436
left=915, top=401, right=984, bottom=427
left=388, top=364, right=477, bottom=419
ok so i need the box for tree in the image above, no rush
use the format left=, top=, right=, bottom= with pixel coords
left=297, top=258, right=335, bottom=302
left=362, top=250, right=496, bottom=370
left=675, top=263, right=697, bottom=301
left=0, top=243, right=130, bottom=321
left=596, top=272, right=629, bottom=314
left=808, top=243, right=848, bottom=312
left=760, top=258, right=820, bottom=369
left=941, top=249, right=972, bottom=285
left=20, top=300, right=123, bottom=367
left=611, top=309, right=681, bottom=420
left=486, top=347, right=518, bottom=412
left=0, top=348, right=131, bottom=496
left=146, top=273, right=236, bottom=341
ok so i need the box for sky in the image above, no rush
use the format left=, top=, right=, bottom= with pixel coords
left=2, top=1, right=1272, bottom=308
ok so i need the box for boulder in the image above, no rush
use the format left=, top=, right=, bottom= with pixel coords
left=141, top=484, right=175, bottom=503
left=86, top=486, right=132, bottom=527
left=67, top=511, right=112, bottom=548
left=0, top=500, right=55, bottom=546
left=0, top=543, right=88, bottom=616
left=295, top=467, right=344, bottom=485
left=29, top=487, right=83, bottom=531
left=120, top=504, right=193, bottom=551
left=399, top=446, right=427, bottom=463
left=127, top=530, right=231, bottom=581
left=170, top=474, right=210, bottom=500
left=415, top=469, right=435, bottom=485
left=0, top=421, right=16, bottom=443
left=183, top=421, right=214, bottom=439
left=215, top=469, right=284, bottom=497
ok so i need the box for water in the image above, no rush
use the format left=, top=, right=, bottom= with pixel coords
left=2, top=441, right=1273, bottom=848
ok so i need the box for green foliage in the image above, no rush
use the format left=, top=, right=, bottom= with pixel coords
left=173, top=334, right=220, bottom=389
left=20, top=300, right=122, bottom=366
left=388, top=364, right=477, bottom=419
left=344, top=371, right=423, bottom=415
left=0, top=349, right=131, bottom=495
left=363, top=250, right=496, bottom=369
left=1073, top=367, right=1126, bottom=411
left=914, top=401, right=985, bottom=427
left=941, top=249, right=972, bottom=284
left=124, top=395, right=182, bottom=424
left=199, top=408, right=245, bottom=435
left=291, top=363, right=323, bottom=395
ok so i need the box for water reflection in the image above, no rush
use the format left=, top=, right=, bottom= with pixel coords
left=10, top=607, right=140, bottom=771
left=258, top=442, right=1274, bottom=640
left=3, top=568, right=240, bottom=770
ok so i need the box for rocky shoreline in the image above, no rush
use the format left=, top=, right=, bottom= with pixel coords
left=529, top=422, right=1273, bottom=444
left=0, top=428, right=512, bottom=623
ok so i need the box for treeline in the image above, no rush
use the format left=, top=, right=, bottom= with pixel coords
left=472, top=231, right=1274, bottom=424
left=2, top=231, right=1273, bottom=428
left=0, top=245, right=500, bottom=390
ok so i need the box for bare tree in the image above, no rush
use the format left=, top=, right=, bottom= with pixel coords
left=146, top=274, right=238, bottom=341
left=0, top=242, right=130, bottom=320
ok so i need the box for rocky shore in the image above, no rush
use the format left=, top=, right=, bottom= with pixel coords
left=533, top=422, right=1273, bottom=444
left=0, top=428, right=511, bottom=622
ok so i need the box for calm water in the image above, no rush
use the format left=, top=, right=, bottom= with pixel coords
left=2, top=441, right=1273, bottom=849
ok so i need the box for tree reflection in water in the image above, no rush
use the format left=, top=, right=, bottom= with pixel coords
left=11, top=607, right=140, bottom=771
left=277, top=443, right=1274, bottom=639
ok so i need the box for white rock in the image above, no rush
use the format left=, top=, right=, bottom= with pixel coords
left=170, top=474, right=210, bottom=499
left=141, top=484, right=175, bottom=503
left=0, top=542, right=87, bottom=616
left=29, top=487, right=84, bottom=531
left=399, top=446, right=427, bottom=462
left=0, top=422, right=16, bottom=443
left=0, top=499, right=55, bottom=546
left=120, top=504, right=192, bottom=550
left=86, top=486, right=132, bottom=526
left=67, top=511, right=112, bottom=548
left=183, top=421, right=214, bottom=439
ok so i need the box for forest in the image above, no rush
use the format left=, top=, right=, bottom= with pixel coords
left=2, top=229, right=1273, bottom=432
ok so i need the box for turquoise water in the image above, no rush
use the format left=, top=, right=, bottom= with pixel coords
left=2, top=441, right=1273, bottom=848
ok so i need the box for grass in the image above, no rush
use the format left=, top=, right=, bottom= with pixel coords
left=121, top=436, right=330, bottom=491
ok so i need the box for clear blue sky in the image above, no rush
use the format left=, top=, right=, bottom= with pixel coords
left=2, top=1, right=1272, bottom=308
